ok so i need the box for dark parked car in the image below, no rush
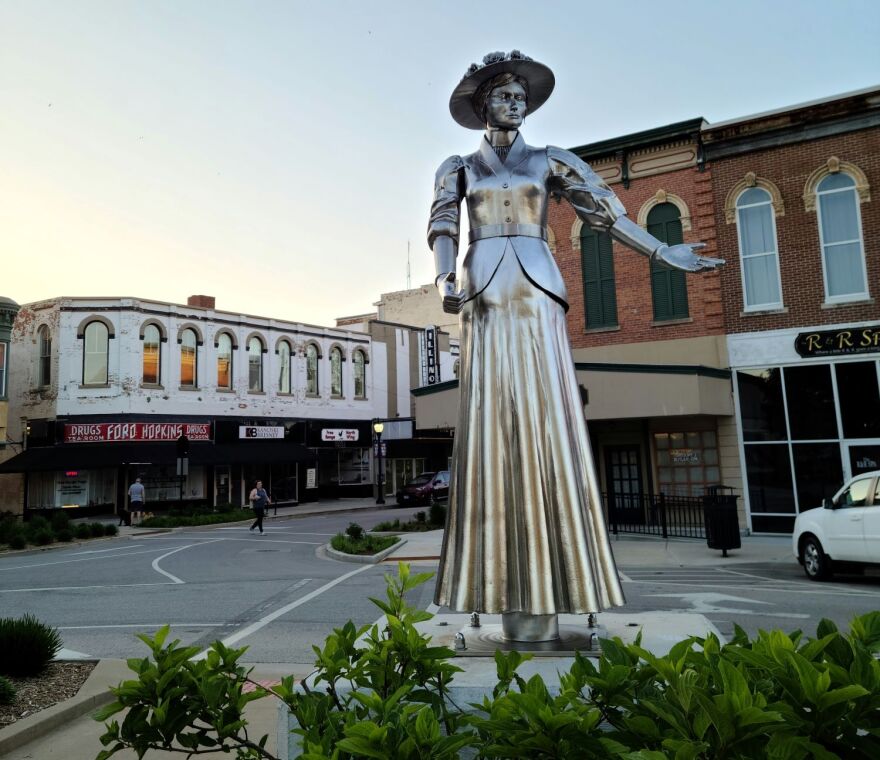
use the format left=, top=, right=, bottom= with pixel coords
left=396, top=471, right=450, bottom=506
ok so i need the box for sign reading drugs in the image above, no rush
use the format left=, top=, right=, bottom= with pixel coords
left=64, top=422, right=211, bottom=443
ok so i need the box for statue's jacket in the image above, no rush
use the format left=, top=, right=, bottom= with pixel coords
left=428, top=134, right=627, bottom=311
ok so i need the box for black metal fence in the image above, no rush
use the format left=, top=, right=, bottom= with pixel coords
left=603, top=492, right=707, bottom=539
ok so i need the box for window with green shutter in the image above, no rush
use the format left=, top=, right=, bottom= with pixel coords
left=581, top=226, right=618, bottom=328
left=648, top=203, right=689, bottom=321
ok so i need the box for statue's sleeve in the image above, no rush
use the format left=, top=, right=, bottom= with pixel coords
left=547, top=146, right=627, bottom=232
left=427, top=155, right=464, bottom=249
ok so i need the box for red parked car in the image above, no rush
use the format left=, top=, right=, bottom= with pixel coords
left=395, top=471, right=450, bottom=506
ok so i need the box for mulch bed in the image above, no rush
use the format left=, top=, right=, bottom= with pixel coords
left=0, top=661, right=96, bottom=728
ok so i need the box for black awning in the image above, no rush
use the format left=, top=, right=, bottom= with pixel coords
left=191, top=442, right=316, bottom=466
left=0, top=441, right=315, bottom=473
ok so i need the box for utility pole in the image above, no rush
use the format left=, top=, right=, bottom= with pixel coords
left=406, top=240, right=411, bottom=289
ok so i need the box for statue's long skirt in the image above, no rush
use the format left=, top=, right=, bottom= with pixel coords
left=435, top=246, right=626, bottom=614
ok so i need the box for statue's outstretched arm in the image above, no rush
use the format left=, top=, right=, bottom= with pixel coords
left=610, top=216, right=724, bottom=273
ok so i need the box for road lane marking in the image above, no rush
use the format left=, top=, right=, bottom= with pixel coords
left=152, top=539, right=223, bottom=584
left=193, top=565, right=372, bottom=659
left=71, top=545, right=145, bottom=555
left=58, top=623, right=225, bottom=629
left=633, top=580, right=880, bottom=597
left=0, top=546, right=188, bottom=571
left=648, top=591, right=810, bottom=619
left=0, top=582, right=175, bottom=593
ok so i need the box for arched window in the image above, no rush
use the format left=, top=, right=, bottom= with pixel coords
left=816, top=173, right=867, bottom=302
left=736, top=187, right=782, bottom=310
left=330, top=347, right=343, bottom=398
left=581, top=226, right=617, bottom=328
left=217, top=333, right=233, bottom=389
left=353, top=349, right=366, bottom=399
left=142, top=324, right=161, bottom=385
left=37, top=325, right=51, bottom=386
left=83, top=321, right=109, bottom=385
left=180, top=328, right=197, bottom=388
left=278, top=341, right=292, bottom=394
left=306, top=344, right=319, bottom=396
left=248, top=337, right=264, bottom=392
left=648, top=203, right=689, bottom=321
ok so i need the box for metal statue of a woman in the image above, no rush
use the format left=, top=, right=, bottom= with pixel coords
left=428, top=51, right=722, bottom=643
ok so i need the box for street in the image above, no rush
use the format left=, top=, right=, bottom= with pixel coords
left=1, top=508, right=878, bottom=669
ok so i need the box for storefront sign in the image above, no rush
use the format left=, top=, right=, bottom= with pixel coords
left=64, top=422, right=211, bottom=443
left=424, top=326, right=440, bottom=385
left=306, top=468, right=317, bottom=489
left=321, top=428, right=359, bottom=442
left=670, top=448, right=700, bottom=464
left=239, top=426, right=284, bottom=439
left=795, top=325, right=880, bottom=357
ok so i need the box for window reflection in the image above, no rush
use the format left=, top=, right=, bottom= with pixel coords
left=737, top=369, right=787, bottom=441
left=180, top=329, right=197, bottom=388
left=83, top=322, right=109, bottom=385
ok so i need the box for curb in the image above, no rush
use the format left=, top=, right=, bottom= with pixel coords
left=0, top=661, right=116, bottom=756
left=324, top=537, right=406, bottom=564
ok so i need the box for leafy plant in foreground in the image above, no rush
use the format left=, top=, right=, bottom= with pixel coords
left=95, top=564, right=880, bottom=759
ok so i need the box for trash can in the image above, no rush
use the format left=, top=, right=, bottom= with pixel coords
left=703, top=485, right=741, bottom=557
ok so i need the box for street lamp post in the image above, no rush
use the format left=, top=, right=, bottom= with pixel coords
left=373, top=421, right=385, bottom=505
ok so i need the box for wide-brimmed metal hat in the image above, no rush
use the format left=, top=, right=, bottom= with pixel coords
left=449, top=50, right=555, bottom=130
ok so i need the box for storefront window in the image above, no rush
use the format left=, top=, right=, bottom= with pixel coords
left=791, top=443, right=844, bottom=512
left=744, top=445, right=795, bottom=514
left=784, top=364, right=838, bottom=440
left=654, top=430, right=720, bottom=497
left=737, top=369, right=787, bottom=441
left=27, top=469, right=116, bottom=509
left=836, top=361, right=880, bottom=438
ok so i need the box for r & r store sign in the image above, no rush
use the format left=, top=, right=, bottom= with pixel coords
left=795, top=324, right=880, bottom=358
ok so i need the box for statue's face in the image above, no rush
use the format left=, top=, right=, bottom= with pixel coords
left=485, top=81, right=527, bottom=130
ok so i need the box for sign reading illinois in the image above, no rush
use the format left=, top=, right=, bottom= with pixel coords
left=64, top=422, right=212, bottom=443
left=795, top=325, right=880, bottom=357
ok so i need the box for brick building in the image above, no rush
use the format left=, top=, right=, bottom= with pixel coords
left=704, top=86, right=880, bottom=533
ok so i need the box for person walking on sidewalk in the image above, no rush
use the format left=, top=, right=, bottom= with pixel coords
left=122, top=477, right=145, bottom=526
left=248, top=480, right=270, bottom=534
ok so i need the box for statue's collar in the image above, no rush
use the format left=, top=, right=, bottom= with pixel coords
left=479, top=132, right=527, bottom=173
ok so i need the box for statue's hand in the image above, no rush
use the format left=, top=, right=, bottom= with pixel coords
left=436, top=272, right=465, bottom=314
left=654, top=243, right=725, bottom=273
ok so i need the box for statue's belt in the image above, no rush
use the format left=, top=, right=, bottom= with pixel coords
left=468, top=223, right=548, bottom=243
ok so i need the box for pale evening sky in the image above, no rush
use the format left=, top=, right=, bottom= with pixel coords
left=2, top=0, right=878, bottom=326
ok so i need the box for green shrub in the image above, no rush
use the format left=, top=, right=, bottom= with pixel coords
left=0, top=674, right=15, bottom=705
left=414, top=510, right=427, bottom=524
left=56, top=528, right=74, bottom=542
left=74, top=523, right=91, bottom=540
left=139, top=509, right=252, bottom=528
left=0, top=614, right=63, bottom=677
left=89, top=522, right=106, bottom=538
left=31, top=529, right=54, bottom=546
left=429, top=501, right=447, bottom=527
left=104, top=524, right=118, bottom=536
left=8, top=531, right=26, bottom=550
left=372, top=518, right=402, bottom=532
left=0, top=511, right=20, bottom=543
left=25, top=515, right=51, bottom=540
left=345, top=522, right=365, bottom=541
left=330, top=532, right=398, bottom=556
left=95, top=565, right=880, bottom=760
left=50, top=511, right=70, bottom=532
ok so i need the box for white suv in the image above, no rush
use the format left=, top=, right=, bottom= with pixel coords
left=793, top=470, right=880, bottom=580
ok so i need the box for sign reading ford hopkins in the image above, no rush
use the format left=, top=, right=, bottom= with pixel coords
left=65, top=422, right=212, bottom=443
left=795, top=324, right=880, bottom=358
left=239, top=426, right=285, bottom=439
